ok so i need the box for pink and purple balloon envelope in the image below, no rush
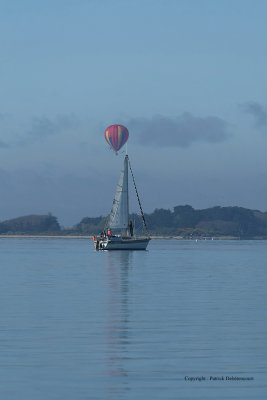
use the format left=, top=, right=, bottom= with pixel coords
left=104, top=124, right=129, bottom=153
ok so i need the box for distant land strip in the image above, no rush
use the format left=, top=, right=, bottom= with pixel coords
left=0, top=235, right=240, bottom=240
left=1, top=205, right=267, bottom=239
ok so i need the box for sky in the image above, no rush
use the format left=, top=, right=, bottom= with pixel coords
left=1, top=0, right=267, bottom=227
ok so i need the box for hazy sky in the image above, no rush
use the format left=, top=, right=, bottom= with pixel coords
left=1, top=0, right=267, bottom=226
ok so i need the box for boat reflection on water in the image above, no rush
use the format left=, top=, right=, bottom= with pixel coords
left=106, top=249, right=132, bottom=268
left=104, top=251, right=132, bottom=396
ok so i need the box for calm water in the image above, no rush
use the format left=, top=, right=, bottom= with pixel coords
left=0, top=238, right=266, bottom=399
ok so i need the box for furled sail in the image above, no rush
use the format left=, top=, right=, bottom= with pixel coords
left=107, top=155, right=129, bottom=229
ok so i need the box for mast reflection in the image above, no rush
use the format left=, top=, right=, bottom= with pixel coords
left=104, top=251, right=132, bottom=397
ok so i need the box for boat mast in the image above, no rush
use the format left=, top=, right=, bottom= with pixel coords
left=122, top=154, right=129, bottom=237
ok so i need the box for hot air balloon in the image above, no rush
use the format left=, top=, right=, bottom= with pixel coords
left=104, top=124, right=129, bottom=153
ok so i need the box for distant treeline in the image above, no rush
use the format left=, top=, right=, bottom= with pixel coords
left=0, top=214, right=61, bottom=235
left=1, top=205, right=267, bottom=238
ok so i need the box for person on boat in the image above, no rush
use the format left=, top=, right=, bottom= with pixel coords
left=107, top=229, right=111, bottom=237
left=100, top=230, right=106, bottom=238
left=129, top=220, right=133, bottom=236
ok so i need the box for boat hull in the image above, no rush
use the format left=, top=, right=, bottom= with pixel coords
left=93, top=237, right=150, bottom=250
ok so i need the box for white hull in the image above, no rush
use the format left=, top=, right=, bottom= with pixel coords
left=94, top=237, right=150, bottom=250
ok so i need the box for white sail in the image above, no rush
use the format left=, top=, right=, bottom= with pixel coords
left=93, top=153, right=150, bottom=250
left=107, top=155, right=129, bottom=230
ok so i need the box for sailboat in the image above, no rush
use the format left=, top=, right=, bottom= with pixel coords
left=93, top=154, right=150, bottom=250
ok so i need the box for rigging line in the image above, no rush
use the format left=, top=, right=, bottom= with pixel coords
left=128, top=157, right=150, bottom=237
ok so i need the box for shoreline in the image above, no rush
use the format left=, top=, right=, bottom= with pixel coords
left=0, top=235, right=266, bottom=240
left=0, top=235, right=92, bottom=239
